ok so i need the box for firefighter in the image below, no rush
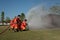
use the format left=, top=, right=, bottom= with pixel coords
left=21, top=19, right=27, bottom=31
left=14, top=15, right=21, bottom=32
left=10, top=16, right=16, bottom=30
left=16, top=15, right=21, bottom=31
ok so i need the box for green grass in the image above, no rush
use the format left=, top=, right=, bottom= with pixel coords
left=0, top=26, right=60, bottom=40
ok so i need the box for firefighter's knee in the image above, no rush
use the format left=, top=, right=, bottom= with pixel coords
left=14, top=26, right=18, bottom=29
left=11, top=26, right=13, bottom=29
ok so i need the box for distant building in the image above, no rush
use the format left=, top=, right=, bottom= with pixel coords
left=0, top=22, right=10, bottom=25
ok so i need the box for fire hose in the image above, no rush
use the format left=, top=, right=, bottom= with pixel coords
left=0, top=25, right=29, bottom=35
left=0, top=26, right=10, bottom=35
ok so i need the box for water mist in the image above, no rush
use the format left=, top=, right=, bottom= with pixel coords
left=26, top=5, right=60, bottom=30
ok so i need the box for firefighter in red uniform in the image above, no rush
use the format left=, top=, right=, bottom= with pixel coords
left=14, top=15, right=21, bottom=32
left=16, top=15, right=21, bottom=31
left=10, top=17, right=16, bottom=30
left=21, top=19, right=27, bottom=31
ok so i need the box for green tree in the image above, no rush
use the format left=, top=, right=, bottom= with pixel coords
left=20, top=13, right=25, bottom=21
left=50, top=5, right=60, bottom=14
left=1, top=11, right=4, bottom=25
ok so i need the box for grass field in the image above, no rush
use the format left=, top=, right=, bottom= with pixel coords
left=0, top=26, right=60, bottom=40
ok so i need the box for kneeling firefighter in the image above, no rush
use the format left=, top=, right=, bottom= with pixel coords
left=10, top=17, right=16, bottom=30
left=14, top=15, right=21, bottom=32
left=21, top=19, right=28, bottom=31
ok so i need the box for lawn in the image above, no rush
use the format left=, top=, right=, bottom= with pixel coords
left=0, top=26, right=60, bottom=40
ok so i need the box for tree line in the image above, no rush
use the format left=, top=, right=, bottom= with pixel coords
left=0, top=11, right=25, bottom=25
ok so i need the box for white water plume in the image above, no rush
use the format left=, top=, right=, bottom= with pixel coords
left=27, top=5, right=60, bottom=30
